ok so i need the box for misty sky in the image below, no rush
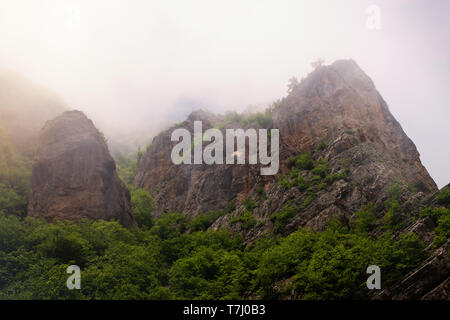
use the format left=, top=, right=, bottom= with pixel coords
left=0, top=0, right=448, bottom=187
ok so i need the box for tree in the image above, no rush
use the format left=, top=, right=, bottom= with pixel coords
left=131, top=188, right=154, bottom=228
left=311, top=58, right=325, bottom=69
left=287, top=76, right=299, bottom=93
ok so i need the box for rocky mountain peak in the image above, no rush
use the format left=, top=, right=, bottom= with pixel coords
left=274, top=60, right=436, bottom=192
left=293, top=59, right=374, bottom=96
left=135, top=59, right=437, bottom=240
left=187, top=109, right=219, bottom=124
left=28, top=110, right=136, bottom=227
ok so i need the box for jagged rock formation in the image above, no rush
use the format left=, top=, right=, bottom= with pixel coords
left=273, top=59, right=436, bottom=199
left=134, top=110, right=264, bottom=218
left=28, top=110, right=136, bottom=227
left=135, top=60, right=437, bottom=235
left=132, top=59, right=447, bottom=299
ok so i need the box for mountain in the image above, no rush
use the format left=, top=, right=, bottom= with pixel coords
left=27, top=110, right=136, bottom=227
left=134, top=60, right=437, bottom=239
left=130, top=59, right=448, bottom=299
left=1, top=60, right=447, bottom=300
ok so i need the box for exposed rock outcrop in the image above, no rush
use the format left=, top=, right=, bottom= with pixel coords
left=134, top=110, right=264, bottom=218
left=28, top=110, right=136, bottom=227
left=273, top=59, right=436, bottom=203
left=135, top=60, right=437, bottom=237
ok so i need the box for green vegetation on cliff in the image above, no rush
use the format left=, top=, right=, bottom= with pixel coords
left=0, top=129, right=447, bottom=300
left=0, top=208, right=431, bottom=300
left=0, top=126, right=31, bottom=218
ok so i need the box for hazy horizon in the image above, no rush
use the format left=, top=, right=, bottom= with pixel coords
left=0, top=0, right=448, bottom=187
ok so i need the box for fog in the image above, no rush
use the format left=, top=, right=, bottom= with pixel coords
left=0, top=0, right=448, bottom=187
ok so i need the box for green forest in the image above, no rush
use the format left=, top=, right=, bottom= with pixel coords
left=1, top=127, right=449, bottom=300
left=1, top=201, right=441, bottom=300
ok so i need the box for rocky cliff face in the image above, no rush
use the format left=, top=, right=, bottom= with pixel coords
left=374, top=184, right=450, bottom=300
left=28, top=110, right=136, bottom=227
left=134, top=110, right=264, bottom=218
left=273, top=59, right=436, bottom=198
left=135, top=60, right=437, bottom=236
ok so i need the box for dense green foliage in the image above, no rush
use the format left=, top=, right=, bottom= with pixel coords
left=420, top=205, right=450, bottom=247
left=229, top=197, right=259, bottom=230
left=131, top=189, right=154, bottom=229
left=434, top=213, right=450, bottom=247
left=270, top=205, right=297, bottom=233
left=0, top=130, right=446, bottom=300
left=417, top=187, right=450, bottom=247
left=436, top=187, right=450, bottom=206
left=188, top=202, right=236, bottom=232
left=216, top=103, right=276, bottom=130
left=0, top=127, right=31, bottom=218
left=380, top=184, right=406, bottom=231
left=280, top=154, right=349, bottom=191
left=287, top=153, right=315, bottom=171
left=0, top=208, right=429, bottom=300
left=230, top=210, right=256, bottom=230
left=352, top=204, right=377, bottom=234
left=255, top=222, right=425, bottom=299
left=116, top=153, right=138, bottom=187
left=240, top=108, right=273, bottom=128
left=277, top=153, right=350, bottom=223
left=383, top=199, right=404, bottom=231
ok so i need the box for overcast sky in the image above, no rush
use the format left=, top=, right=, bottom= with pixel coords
left=0, top=0, right=448, bottom=187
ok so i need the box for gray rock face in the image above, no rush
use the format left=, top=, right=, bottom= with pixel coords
left=133, top=60, right=448, bottom=298
left=134, top=110, right=262, bottom=218
left=273, top=59, right=436, bottom=195
left=28, top=110, right=136, bottom=227
left=135, top=60, right=437, bottom=238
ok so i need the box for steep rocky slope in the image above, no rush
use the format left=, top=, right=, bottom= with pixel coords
left=375, top=239, right=449, bottom=300
left=374, top=184, right=450, bottom=300
left=273, top=59, right=436, bottom=197
left=28, top=110, right=135, bottom=227
left=135, top=60, right=437, bottom=236
left=133, top=59, right=448, bottom=300
left=134, top=109, right=263, bottom=218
